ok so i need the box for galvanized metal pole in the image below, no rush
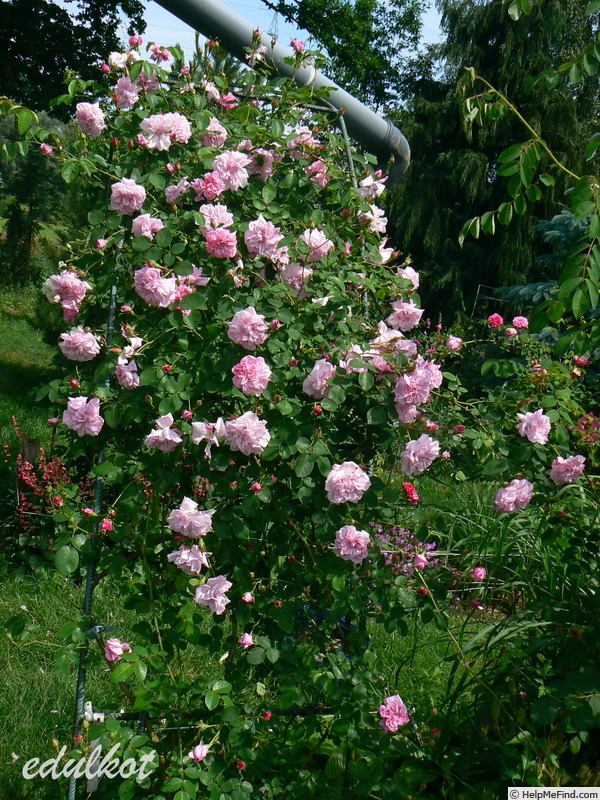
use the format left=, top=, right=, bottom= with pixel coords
left=155, top=0, right=410, bottom=183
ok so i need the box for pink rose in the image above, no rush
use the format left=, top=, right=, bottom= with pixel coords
left=279, top=262, right=313, bottom=293
left=225, top=411, right=271, bottom=455
left=131, top=214, right=164, bottom=240
left=487, top=313, right=504, bottom=329
left=134, top=265, right=177, bottom=307
left=334, top=525, right=370, bottom=564
left=515, top=409, right=551, bottom=445
left=471, top=567, right=486, bottom=581
left=59, top=327, right=101, bottom=362
left=401, top=434, right=440, bottom=476
left=168, top=497, right=215, bottom=537
left=302, top=358, right=337, bottom=399
left=299, top=228, right=334, bottom=262
left=494, top=479, right=533, bottom=513
left=198, top=203, right=234, bottom=233
left=167, top=544, right=211, bottom=575
left=356, top=174, right=387, bottom=202
left=446, top=336, right=462, bottom=351
left=358, top=204, right=388, bottom=233
left=110, top=178, right=146, bottom=215
left=512, top=316, right=529, bottom=330
left=238, top=633, right=254, bottom=650
left=325, top=461, right=371, bottom=504
left=227, top=306, right=269, bottom=350
left=40, top=143, right=53, bottom=155
left=75, top=103, right=106, bottom=137
left=232, top=355, right=272, bottom=396
left=63, top=397, right=104, bottom=437
left=114, top=76, right=140, bottom=110
left=115, top=359, right=139, bottom=389
left=194, top=575, right=232, bottom=615
left=188, top=743, right=210, bottom=762
left=387, top=299, right=424, bottom=332
left=165, top=178, right=190, bottom=204
left=104, top=637, right=132, bottom=662
left=191, top=172, right=226, bottom=201
left=291, top=38, right=305, bottom=52
left=244, top=216, right=284, bottom=260
left=241, top=592, right=255, bottom=604
left=396, top=265, right=419, bottom=290
left=200, top=117, right=228, bottom=148
left=144, top=413, right=183, bottom=452
left=191, top=418, right=227, bottom=458
left=379, top=695, right=409, bottom=732
left=549, top=455, right=586, bottom=483
left=205, top=228, right=238, bottom=259
left=505, top=327, right=518, bottom=338
left=139, top=112, right=191, bottom=150
left=212, top=150, right=251, bottom=191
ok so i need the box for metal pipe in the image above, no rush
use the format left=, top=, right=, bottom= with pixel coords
left=154, top=0, right=410, bottom=183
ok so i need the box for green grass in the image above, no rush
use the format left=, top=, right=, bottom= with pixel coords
left=0, top=287, right=59, bottom=475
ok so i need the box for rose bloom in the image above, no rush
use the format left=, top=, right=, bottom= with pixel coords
left=225, top=411, right=271, bottom=455
left=198, top=203, right=234, bottom=233
left=134, top=265, right=177, bottom=307
left=244, top=216, right=284, bottom=260
left=194, top=575, right=232, bottom=615
left=205, top=228, right=238, bottom=259
left=139, top=112, right=191, bottom=150
left=212, top=150, right=252, bottom=191
left=63, top=397, right=104, bottom=437
left=110, top=178, right=146, bottom=215
left=168, top=497, right=215, bottom=537
left=200, top=117, right=228, bottom=148
left=59, top=327, right=100, bottom=362
left=356, top=173, right=387, bottom=202
left=325, top=461, right=371, bottom=504
left=549, top=455, right=586, bottom=483
left=279, top=262, right=313, bottom=293
left=299, top=228, right=334, bottom=262
left=167, top=544, right=211, bottom=575
left=379, top=695, right=409, bottom=733
left=302, top=358, right=337, bottom=399
left=144, top=412, right=183, bottom=452
left=487, top=313, right=504, bottom=328
left=241, top=592, right=254, bottom=604
left=188, top=743, right=210, bottom=763
left=227, top=306, right=269, bottom=350
left=358, top=204, right=388, bottom=234
left=132, top=214, right=164, bottom=240
left=334, top=525, right=370, bottom=564
left=494, top=479, right=533, bottom=513
left=471, top=566, right=487, bottom=581
left=232, top=355, right=272, bottom=396
left=387, top=299, right=424, bottom=332
left=191, top=172, right=226, bottom=201
left=116, top=359, right=139, bottom=389
left=505, top=327, right=518, bottom=338
left=401, top=434, right=440, bottom=476
left=165, top=178, right=190, bottom=204
left=291, top=37, right=305, bottom=52
left=516, top=409, right=551, bottom=445
left=47, top=271, right=91, bottom=306
left=396, top=265, right=419, bottom=290
left=512, top=316, right=529, bottom=329
left=75, top=102, right=106, bottom=137
left=114, top=76, right=140, bottom=110
left=104, top=638, right=132, bottom=662
left=238, top=632, right=254, bottom=650
left=446, top=336, right=462, bottom=351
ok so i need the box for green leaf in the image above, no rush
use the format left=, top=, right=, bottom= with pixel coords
left=367, top=406, right=386, bottom=425
left=531, top=696, right=561, bottom=726
left=55, top=546, right=79, bottom=576
left=212, top=680, right=232, bottom=693
left=103, top=405, right=122, bottom=429
left=179, top=292, right=207, bottom=310
left=154, top=227, right=172, bottom=247
left=497, top=203, right=513, bottom=225
left=569, top=62, right=582, bottom=84
left=585, top=0, right=600, bottom=15
left=205, top=691, right=220, bottom=710
left=134, top=661, right=147, bottom=681
left=111, top=660, right=134, bottom=683
left=247, top=647, right=266, bottom=665
left=358, top=372, right=374, bottom=390
left=295, top=454, right=314, bottom=477
left=61, top=162, right=80, bottom=184
left=17, top=108, right=35, bottom=135
left=572, top=287, right=589, bottom=318
left=131, top=236, right=153, bottom=252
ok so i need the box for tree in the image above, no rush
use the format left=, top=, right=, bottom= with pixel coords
left=0, top=0, right=145, bottom=116
left=385, top=0, right=599, bottom=320
left=260, top=0, right=427, bottom=109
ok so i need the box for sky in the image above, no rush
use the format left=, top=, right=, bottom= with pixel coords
left=141, top=0, right=443, bottom=62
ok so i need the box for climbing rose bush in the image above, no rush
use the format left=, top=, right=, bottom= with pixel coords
left=19, top=36, right=596, bottom=799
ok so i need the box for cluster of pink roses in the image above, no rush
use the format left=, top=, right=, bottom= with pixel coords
left=43, top=270, right=91, bottom=322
